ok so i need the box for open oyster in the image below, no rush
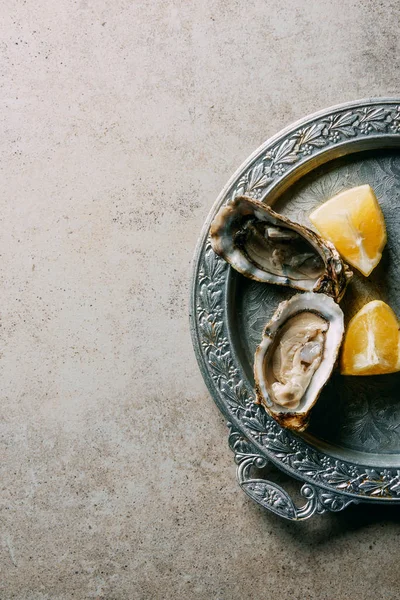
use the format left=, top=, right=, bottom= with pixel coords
left=254, top=292, right=344, bottom=431
left=210, top=196, right=352, bottom=302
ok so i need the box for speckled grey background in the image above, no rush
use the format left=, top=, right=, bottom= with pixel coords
left=1, top=1, right=400, bottom=598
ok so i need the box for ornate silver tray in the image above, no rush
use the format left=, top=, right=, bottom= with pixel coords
left=190, top=99, right=400, bottom=520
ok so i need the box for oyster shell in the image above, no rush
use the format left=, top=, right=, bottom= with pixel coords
left=254, top=292, right=344, bottom=431
left=210, top=196, right=352, bottom=302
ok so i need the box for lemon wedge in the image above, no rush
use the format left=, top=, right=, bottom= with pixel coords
left=341, top=300, right=400, bottom=375
left=309, top=185, right=387, bottom=276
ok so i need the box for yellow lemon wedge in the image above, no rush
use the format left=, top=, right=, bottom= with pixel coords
left=341, top=300, right=400, bottom=375
left=309, top=185, right=387, bottom=277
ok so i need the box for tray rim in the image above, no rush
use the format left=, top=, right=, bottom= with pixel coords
left=190, top=97, right=400, bottom=504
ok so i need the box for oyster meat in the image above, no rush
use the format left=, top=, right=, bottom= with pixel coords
left=210, top=195, right=352, bottom=302
left=254, top=292, right=344, bottom=431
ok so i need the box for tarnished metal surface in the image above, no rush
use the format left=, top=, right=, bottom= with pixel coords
left=190, top=99, right=400, bottom=519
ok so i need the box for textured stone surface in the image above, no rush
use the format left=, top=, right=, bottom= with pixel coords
left=1, top=0, right=400, bottom=598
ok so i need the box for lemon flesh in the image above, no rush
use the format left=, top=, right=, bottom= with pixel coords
left=309, top=185, right=387, bottom=277
left=341, top=300, right=400, bottom=376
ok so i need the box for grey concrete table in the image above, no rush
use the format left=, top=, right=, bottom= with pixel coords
left=1, top=1, right=400, bottom=598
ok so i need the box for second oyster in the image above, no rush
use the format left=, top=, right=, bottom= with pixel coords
left=254, top=292, right=344, bottom=431
left=210, top=195, right=352, bottom=302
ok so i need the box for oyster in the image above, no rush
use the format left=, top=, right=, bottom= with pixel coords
left=210, top=195, right=352, bottom=302
left=254, top=292, right=344, bottom=431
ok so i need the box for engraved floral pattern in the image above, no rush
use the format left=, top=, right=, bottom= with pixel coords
left=229, top=426, right=356, bottom=519
left=192, top=101, right=400, bottom=513
left=229, top=106, right=394, bottom=204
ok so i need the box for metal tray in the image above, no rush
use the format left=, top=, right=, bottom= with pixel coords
left=190, top=99, right=400, bottom=520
